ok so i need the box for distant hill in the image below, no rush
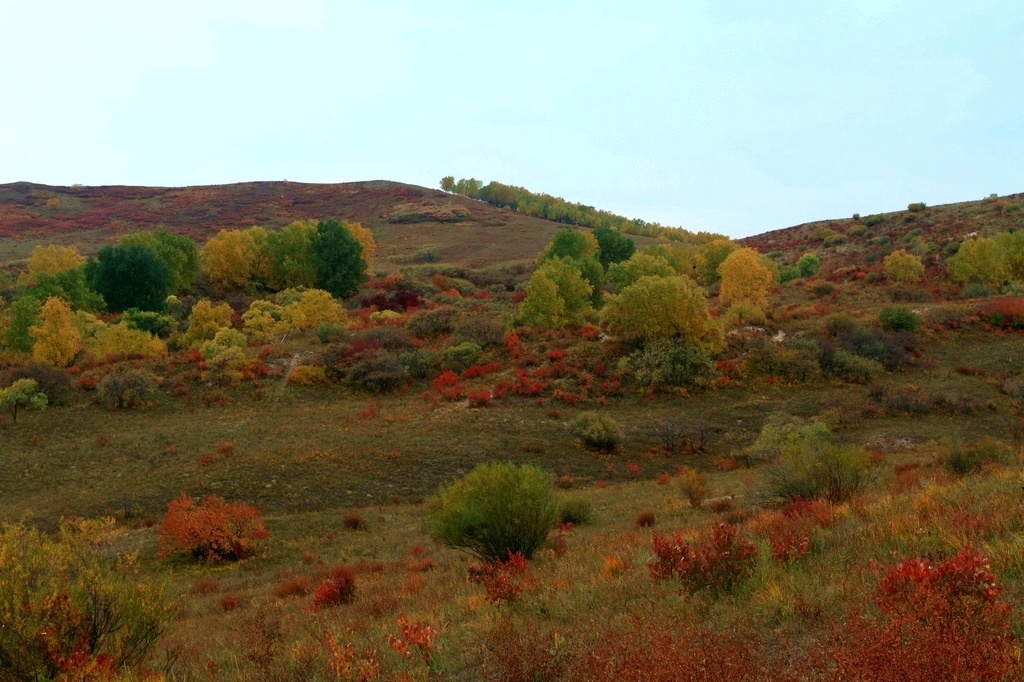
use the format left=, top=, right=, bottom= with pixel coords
left=0, top=180, right=663, bottom=269
left=740, top=193, right=1024, bottom=275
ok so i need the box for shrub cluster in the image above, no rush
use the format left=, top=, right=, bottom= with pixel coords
left=571, top=411, right=624, bottom=452
left=158, top=493, right=269, bottom=561
left=648, top=523, right=758, bottom=594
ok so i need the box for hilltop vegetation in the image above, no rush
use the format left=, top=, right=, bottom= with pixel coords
left=2, top=182, right=1024, bottom=679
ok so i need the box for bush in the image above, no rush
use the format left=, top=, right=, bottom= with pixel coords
left=2, top=361, right=72, bottom=406
left=316, top=322, right=347, bottom=343
left=425, top=462, right=557, bottom=562
left=617, top=340, right=716, bottom=389
left=943, top=437, right=1013, bottom=475
left=158, top=493, right=269, bottom=561
left=571, top=411, right=624, bottom=452
left=766, top=442, right=870, bottom=503
left=440, top=341, right=481, bottom=371
left=0, top=518, right=168, bottom=680
left=675, top=466, right=708, bottom=508
left=398, top=348, right=437, bottom=379
left=649, top=523, right=758, bottom=594
left=406, top=306, right=457, bottom=338
left=878, top=306, right=920, bottom=332
left=558, top=498, right=594, bottom=525
left=821, top=349, right=883, bottom=383
left=453, top=314, right=506, bottom=348
left=96, top=366, right=158, bottom=409
left=286, top=364, right=327, bottom=385
left=310, top=565, right=356, bottom=609
left=907, top=201, right=927, bottom=212
left=779, top=265, right=802, bottom=284
left=412, top=245, right=441, bottom=263
left=346, top=352, right=409, bottom=392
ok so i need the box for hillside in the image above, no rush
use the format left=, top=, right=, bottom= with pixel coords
left=0, top=180, right=669, bottom=269
left=4, top=182, right=1024, bottom=678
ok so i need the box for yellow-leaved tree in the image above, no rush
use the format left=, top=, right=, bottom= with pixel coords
left=718, top=247, right=776, bottom=308
left=30, top=297, right=82, bottom=367
left=883, top=249, right=925, bottom=283
left=21, top=245, right=83, bottom=286
left=242, top=299, right=287, bottom=342
left=281, top=289, right=347, bottom=331
left=948, top=237, right=1007, bottom=289
left=181, top=299, right=234, bottom=349
left=86, top=322, right=166, bottom=360
left=600, top=275, right=723, bottom=352
left=345, top=222, right=376, bottom=266
left=201, top=229, right=262, bottom=292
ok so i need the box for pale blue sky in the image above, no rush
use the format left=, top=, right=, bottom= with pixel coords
left=1, top=1, right=1020, bottom=237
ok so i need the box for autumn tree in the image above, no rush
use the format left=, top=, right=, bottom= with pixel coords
left=947, top=237, right=1006, bottom=288
left=539, top=228, right=603, bottom=307
left=883, top=249, right=925, bottom=283
left=20, top=245, right=83, bottom=286
left=345, top=221, right=376, bottom=266
left=242, top=299, right=287, bottom=341
left=86, top=243, right=172, bottom=312
left=281, top=289, right=347, bottom=331
left=86, top=322, right=165, bottom=360
left=697, top=239, right=738, bottom=284
left=593, top=226, right=635, bottom=269
left=440, top=176, right=456, bottom=192
left=181, top=299, right=234, bottom=349
left=606, top=251, right=674, bottom=292
left=313, top=219, right=367, bottom=298
left=518, top=257, right=593, bottom=328
left=0, top=379, right=47, bottom=423
left=30, top=297, right=82, bottom=367
left=120, top=231, right=200, bottom=294
left=600, top=275, right=723, bottom=352
left=995, top=231, right=1024, bottom=282
left=201, top=229, right=263, bottom=292
left=718, top=247, right=776, bottom=307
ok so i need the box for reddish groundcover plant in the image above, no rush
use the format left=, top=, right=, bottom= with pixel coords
left=311, top=565, right=357, bottom=610
left=158, top=493, right=269, bottom=561
left=649, top=523, right=758, bottom=594
left=821, top=547, right=1022, bottom=681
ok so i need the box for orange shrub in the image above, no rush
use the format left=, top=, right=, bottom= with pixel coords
left=311, top=565, right=357, bottom=610
left=158, top=493, right=269, bottom=561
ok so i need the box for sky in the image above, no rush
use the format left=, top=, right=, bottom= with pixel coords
left=0, top=1, right=1021, bottom=238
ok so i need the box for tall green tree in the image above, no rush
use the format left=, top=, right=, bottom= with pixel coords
left=5, top=296, right=41, bottom=353
left=120, top=232, right=200, bottom=294
left=540, top=228, right=603, bottom=307
left=313, top=219, right=367, bottom=298
left=86, top=243, right=172, bottom=312
left=265, top=220, right=318, bottom=290
left=28, top=266, right=104, bottom=312
left=593, top=226, right=635, bottom=269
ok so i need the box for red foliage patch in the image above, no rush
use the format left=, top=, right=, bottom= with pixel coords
left=649, top=523, right=758, bottom=594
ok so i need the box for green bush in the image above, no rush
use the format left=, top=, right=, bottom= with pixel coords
left=824, top=350, right=882, bottom=383
left=316, top=322, right=348, bottom=344
left=907, top=202, right=927, bottom=212
left=346, top=353, right=409, bottom=392
left=878, top=306, right=920, bottom=332
left=797, top=253, right=820, bottom=277
left=399, top=348, right=437, bottom=379
left=425, top=462, right=557, bottom=561
left=440, top=341, right=481, bottom=371
left=779, top=265, right=802, bottom=284
left=558, top=498, right=594, bottom=525
left=864, top=215, right=884, bottom=227
left=944, top=437, right=1013, bottom=475
left=753, top=417, right=870, bottom=502
left=406, top=306, right=457, bottom=338
left=617, top=340, right=716, bottom=389
left=571, top=411, right=624, bottom=452
left=412, top=245, right=441, bottom=263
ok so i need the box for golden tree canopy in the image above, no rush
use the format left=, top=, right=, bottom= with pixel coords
left=30, top=297, right=82, bottom=367
left=718, top=247, right=775, bottom=307
left=883, top=249, right=925, bottom=283
left=600, top=275, right=723, bottom=352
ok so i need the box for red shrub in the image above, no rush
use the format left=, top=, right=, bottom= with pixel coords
left=649, top=523, right=758, bottom=594
left=342, top=513, right=365, bottom=531
left=158, top=493, right=269, bottom=561
left=820, top=547, right=1021, bottom=681
left=310, top=565, right=357, bottom=610
left=468, top=389, right=492, bottom=407
left=468, top=552, right=528, bottom=604
left=979, top=297, right=1024, bottom=329
left=635, top=510, right=656, bottom=528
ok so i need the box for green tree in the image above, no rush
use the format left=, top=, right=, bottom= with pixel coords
left=28, top=266, right=105, bottom=312
left=425, top=462, right=557, bottom=561
left=542, top=228, right=598, bottom=261
left=0, top=378, right=47, bottom=423
left=5, top=296, right=41, bottom=353
left=607, top=252, right=674, bottom=292
left=593, top=226, right=635, bottom=268
left=440, top=176, right=456, bottom=192
left=313, top=219, right=368, bottom=298
left=264, top=220, right=318, bottom=290
left=797, top=253, right=820, bottom=277
left=86, top=243, right=172, bottom=312
left=120, top=232, right=200, bottom=294
left=518, top=257, right=593, bottom=328
left=698, top=239, right=738, bottom=284
left=601, top=275, right=723, bottom=352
